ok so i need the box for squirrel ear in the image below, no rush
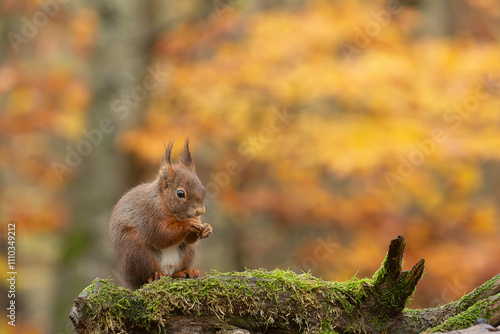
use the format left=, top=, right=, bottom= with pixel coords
left=159, top=140, right=175, bottom=188
left=179, top=138, right=195, bottom=171
left=164, top=140, right=174, bottom=167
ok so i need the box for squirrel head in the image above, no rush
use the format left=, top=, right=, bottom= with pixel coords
left=158, top=139, right=206, bottom=221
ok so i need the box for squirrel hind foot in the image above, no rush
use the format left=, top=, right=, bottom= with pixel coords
left=171, top=269, right=200, bottom=279
left=147, top=271, right=168, bottom=284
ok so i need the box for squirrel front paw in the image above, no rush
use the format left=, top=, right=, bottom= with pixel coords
left=185, top=218, right=203, bottom=243
left=200, top=222, right=212, bottom=239
left=185, top=219, right=212, bottom=243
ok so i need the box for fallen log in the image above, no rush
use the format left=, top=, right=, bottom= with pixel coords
left=432, top=319, right=499, bottom=333
left=70, top=235, right=500, bottom=333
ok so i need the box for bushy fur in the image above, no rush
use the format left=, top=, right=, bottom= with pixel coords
left=109, top=139, right=211, bottom=290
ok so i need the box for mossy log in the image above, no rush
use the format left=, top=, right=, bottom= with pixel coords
left=70, top=235, right=500, bottom=333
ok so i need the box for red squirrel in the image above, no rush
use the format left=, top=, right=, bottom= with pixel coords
left=109, top=139, right=212, bottom=290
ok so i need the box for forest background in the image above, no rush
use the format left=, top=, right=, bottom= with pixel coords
left=1, top=0, right=500, bottom=333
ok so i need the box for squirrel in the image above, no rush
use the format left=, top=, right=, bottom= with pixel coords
left=109, top=139, right=212, bottom=290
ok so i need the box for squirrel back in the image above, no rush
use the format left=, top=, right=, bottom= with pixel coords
left=109, top=139, right=211, bottom=289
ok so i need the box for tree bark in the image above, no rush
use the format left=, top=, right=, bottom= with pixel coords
left=69, top=235, right=500, bottom=333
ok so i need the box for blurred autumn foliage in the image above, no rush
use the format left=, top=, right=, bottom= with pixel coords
left=1, top=0, right=500, bottom=333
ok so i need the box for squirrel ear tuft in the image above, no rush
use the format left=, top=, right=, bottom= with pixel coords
left=179, top=138, right=195, bottom=170
left=159, top=140, right=175, bottom=188
left=164, top=140, right=174, bottom=167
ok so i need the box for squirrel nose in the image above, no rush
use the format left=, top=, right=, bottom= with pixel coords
left=195, top=207, right=205, bottom=216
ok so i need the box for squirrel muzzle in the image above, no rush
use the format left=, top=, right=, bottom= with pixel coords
left=189, top=206, right=205, bottom=218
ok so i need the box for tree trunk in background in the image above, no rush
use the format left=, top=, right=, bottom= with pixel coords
left=419, top=0, right=454, bottom=37
left=52, top=0, right=161, bottom=331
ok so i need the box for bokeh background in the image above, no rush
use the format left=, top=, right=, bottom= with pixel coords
left=1, top=0, right=500, bottom=333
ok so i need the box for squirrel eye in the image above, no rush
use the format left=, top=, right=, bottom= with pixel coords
left=176, top=190, right=185, bottom=198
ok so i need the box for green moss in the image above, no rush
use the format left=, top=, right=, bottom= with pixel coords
left=75, top=268, right=432, bottom=333
left=458, top=275, right=499, bottom=309
left=76, top=269, right=382, bottom=333
left=78, top=280, right=136, bottom=333
left=426, top=299, right=495, bottom=333
left=421, top=275, right=500, bottom=333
